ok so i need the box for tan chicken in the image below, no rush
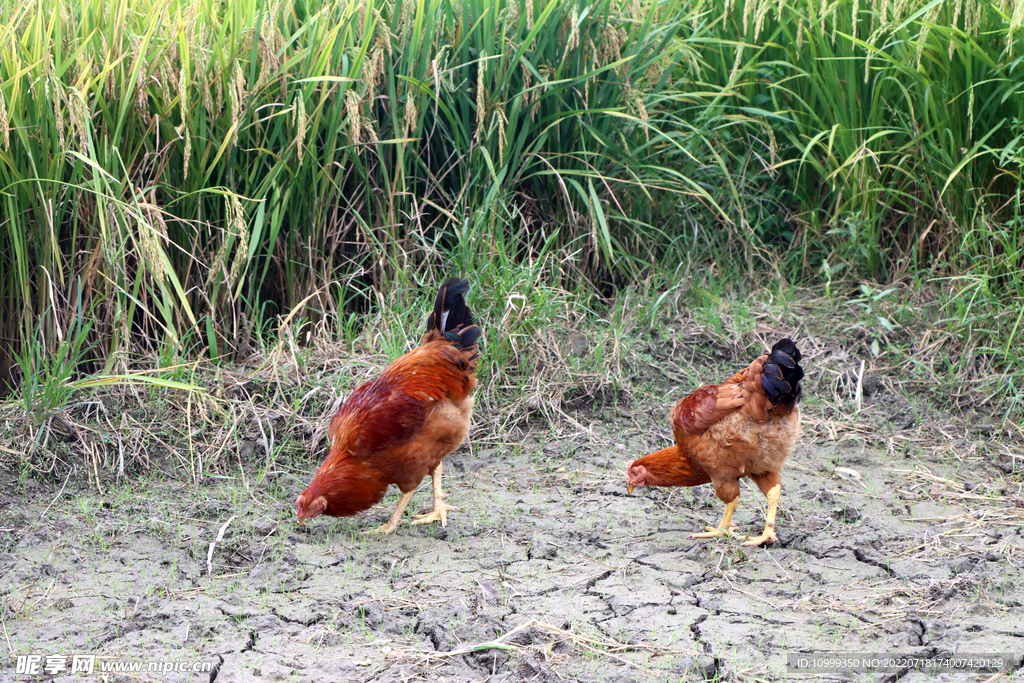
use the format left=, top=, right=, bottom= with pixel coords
left=626, top=339, right=804, bottom=546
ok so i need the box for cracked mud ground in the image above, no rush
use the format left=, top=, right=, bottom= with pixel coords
left=3, top=388, right=1024, bottom=682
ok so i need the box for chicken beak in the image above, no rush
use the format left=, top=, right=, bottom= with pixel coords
left=627, top=483, right=635, bottom=495
left=297, top=517, right=305, bottom=527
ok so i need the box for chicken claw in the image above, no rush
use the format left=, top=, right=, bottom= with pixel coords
left=691, top=499, right=739, bottom=540
left=741, top=484, right=781, bottom=547
left=412, top=501, right=459, bottom=527
left=741, top=532, right=770, bottom=548
left=362, top=490, right=416, bottom=535
left=691, top=525, right=739, bottom=539
left=411, top=462, right=459, bottom=528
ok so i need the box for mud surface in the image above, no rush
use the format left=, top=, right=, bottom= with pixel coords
left=3, top=376, right=1024, bottom=681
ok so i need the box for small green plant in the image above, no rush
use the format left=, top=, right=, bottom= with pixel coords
left=15, top=304, right=96, bottom=425
left=848, top=283, right=898, bottom=357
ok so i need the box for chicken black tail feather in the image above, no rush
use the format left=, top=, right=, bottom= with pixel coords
left=761, top=338, right=804, bottom=407
left=426, top=278, right=482, bottom=353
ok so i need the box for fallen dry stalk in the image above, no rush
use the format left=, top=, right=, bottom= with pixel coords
left=407, top=618, right=683, bottom=673
left=0, top=611, right=12, bottom=656
left=37, top=468, right=71, bottom=522
left=855, top=358, right=864, bottom=412
left=207, top=515, right=236, bottom=578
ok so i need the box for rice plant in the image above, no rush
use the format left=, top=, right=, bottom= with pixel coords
left=2, top=0, right=1023, bottom=412
left=687, top=0, right=1024, bottom=400
left=696, top=0, right=1024, bottom=284
left=0, top=0, right=721, bottom=392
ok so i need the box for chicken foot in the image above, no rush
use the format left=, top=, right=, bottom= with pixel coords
left=741, top=484, right=780, bottom=547
left=411, top=462, right=459, bottom=527
left=691, top=498, right=740, bottom=539
left=363, top=490, right=417, bottom=535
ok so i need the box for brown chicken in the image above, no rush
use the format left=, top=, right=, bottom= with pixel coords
left=295, top=278, right=481, bottom=533
left=626, top=339, right=804, bottom=546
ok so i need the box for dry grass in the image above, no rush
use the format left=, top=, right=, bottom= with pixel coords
left=1, top=280, right=1019, bottom=501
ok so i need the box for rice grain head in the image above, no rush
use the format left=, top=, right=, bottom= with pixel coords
left=403, top=92, right=418, bottom=138
left=597, top=25, right=626, bottom=75
left=133, top=41, right=154, bottom=126
left=757, top=116, right=778, bottom=168
left=729, top=44, right=744, bottom=86
left=916, top=3, right=941, bottom=68
left=346, top=89, right=362, bottom=147
left=831, top=0, right=838, bottom=43
left=970, top=0, right=987, bottom=36
left=892, top=0, right=909, bottom=27
left=506, top=0, right=519, bottom=29
left=213, top=64, right=224, bottom=113
left=753, top=0, right=771, bottom=41
left=475, top=53, right=487, bottom=143
left=864, top=26, right=885, bottom=82
left=179, top=63, right=189, bottom=117
left=532, top=63, right=555, bottom=120
left=433, top=46, right=454, bottom=92
left=521, top=60, right=534, bottom=116
left=1011, top=0, right=1024, bottom=44
left=175, top=123, right=192, bottom=182
left=0, top=89, right=9, bottom=151
left=49, top=74, right=67, bottom=149
left=565, top=8, right=579, bottom=52
left=676, top=41, right=700, bottom=78
left=376, top=8, right=394, bottom=56
left=626, top=87, right=649, bottom=142
left=362, top=45, right=386, bottom=103
left=164, top=43, right=181, bottom=101
left=101, top=33, right=116, bottom=101
left=69, top=88, right=90, bottom=155
left=967, top=88, right=974, bottom=142
left=496, top=105, right=507, bottom=165
left=228, top=79, right=240, bottom=146
left=399, top=0, right=413, bottom=41
left=209, top=195, right=249, bottom=289
left=293, top=93, right=308, bottom=161
left=949, top=0, right=962, bottom=58
left=231, top=63, right=245, bottom=145
left=226, top=194, right=249, bottom=289
left=138, top=202, right=170, bottom=283
left=968, top=0, right=981, bottom=36
left=363, top=116, right=379, bottom=144
left=209, top=235, right=228, bottom=285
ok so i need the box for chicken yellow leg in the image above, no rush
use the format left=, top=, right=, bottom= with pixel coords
left=364, top=490, right=417, bottom=535
left=412, top=461, right=460, bottom=527
left=691, top=498, right=740, bottom=539
left=742, top=484, right=780, bottom=547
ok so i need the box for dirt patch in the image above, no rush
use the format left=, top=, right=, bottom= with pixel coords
left=3, top=398, right=1023, bottom=682
left=3, top=321, right=1024, bottom=682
